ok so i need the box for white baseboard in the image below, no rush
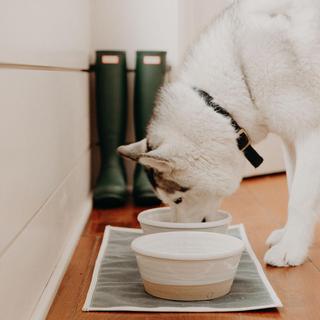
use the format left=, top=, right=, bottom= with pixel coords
left=30, top=196, right=92, bottom=320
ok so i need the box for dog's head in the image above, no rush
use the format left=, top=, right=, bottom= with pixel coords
left=118, top=82, right=244, bottom=222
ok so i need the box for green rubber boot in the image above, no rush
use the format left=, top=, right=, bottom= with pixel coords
left=133, top=51, right=167, bottom=206
left=93, top=51, right=128, bottom=208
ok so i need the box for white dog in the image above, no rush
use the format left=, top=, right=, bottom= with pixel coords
left=118, top=0, right=320, bottom=267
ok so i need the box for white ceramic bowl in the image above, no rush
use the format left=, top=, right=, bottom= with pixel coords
left=138, top=207, right=232, bottom=234
left=131, top=231, right=244, bottom=301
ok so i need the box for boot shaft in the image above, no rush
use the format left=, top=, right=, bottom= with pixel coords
left=134, top=51, right=166, bottom=140
left=95, top=51, right=127, bottom=162
left=132, top=51, right=166, bottom=206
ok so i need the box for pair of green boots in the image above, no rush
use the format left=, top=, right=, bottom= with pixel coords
left=94, top=51, right=166, bottom=208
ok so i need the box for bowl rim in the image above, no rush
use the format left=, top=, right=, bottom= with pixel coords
left=137, top=207, right=232, bottom=229
left=131, top=231, right=245, bottom=260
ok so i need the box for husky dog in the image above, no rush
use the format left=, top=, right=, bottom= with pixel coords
left=118, top=0, right=320, bottom=267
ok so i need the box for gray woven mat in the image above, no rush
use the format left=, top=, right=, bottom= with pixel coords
left=83, top=225, right=282, bottom=312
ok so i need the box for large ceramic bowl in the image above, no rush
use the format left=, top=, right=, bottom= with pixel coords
left=131, top=231, right=244, bottom=301
left=137, top=207, right=231, bottom=234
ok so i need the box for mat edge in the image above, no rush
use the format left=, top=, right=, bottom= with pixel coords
left=82, top=225, right=112, bottom=311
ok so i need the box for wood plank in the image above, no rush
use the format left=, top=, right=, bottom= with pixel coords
left=47, top=174, right=320, bottom=320
left=0, top=152, right=91, bottom=320
left=243, top=174, right=288, bottom=225
left=0, top=0, right=90, bottom=69
left=306, top=224, right=320, bottom=270
left=0, top=69, right=89, bottom=255
left=46, top=236, right=101, bottom=320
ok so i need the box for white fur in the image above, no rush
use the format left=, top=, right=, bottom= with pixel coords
left=119, top=0, right=320, bottom=267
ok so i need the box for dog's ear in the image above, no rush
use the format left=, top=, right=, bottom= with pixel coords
left=117, top=139, right=147, bottom=161
left=139, top=146, right=174, bottom=173
left=118, top=139, right=175, bottom=173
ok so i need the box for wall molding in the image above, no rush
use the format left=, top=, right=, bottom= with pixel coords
left=0, top=63, right=89, bottom=72
left=30, top=196, right=92, bottom=320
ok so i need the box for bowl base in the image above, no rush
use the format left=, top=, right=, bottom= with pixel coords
left=143, top=279, right=233, bottom=301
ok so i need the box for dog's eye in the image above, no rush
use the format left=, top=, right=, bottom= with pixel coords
left=174, top=197, right=183, bottom=204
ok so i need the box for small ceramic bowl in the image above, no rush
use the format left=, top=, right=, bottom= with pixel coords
left=137, top=207, right=232, bottom=234
left=131, top=231, right=244, bottom=301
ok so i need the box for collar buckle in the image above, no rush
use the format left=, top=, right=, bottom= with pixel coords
left=237, top=128, right=251, bottom=152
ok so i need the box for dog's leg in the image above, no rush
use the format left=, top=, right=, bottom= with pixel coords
left=282, top=140, right=296, bottom=194
left=264, top=131, right=320, bottom=267
left=266, top=140, right=296, bottom=247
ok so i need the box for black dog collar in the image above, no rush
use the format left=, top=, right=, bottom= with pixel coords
left=196, top=89, right=264, bottom=168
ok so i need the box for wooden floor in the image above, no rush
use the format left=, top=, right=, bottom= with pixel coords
left=47, top=173, right=320, bottom=320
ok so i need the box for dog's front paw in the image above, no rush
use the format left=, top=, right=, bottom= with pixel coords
left=264, top=240, right=308, bottom=267
left=266, top=228, right=285, bottom=247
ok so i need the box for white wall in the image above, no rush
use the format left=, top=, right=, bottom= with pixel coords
left=0, top=0, right=90, bottom=69
left=0, top=1, right=92, bottom=319
left=91, top=0, right=284, bottom=180
left=91, top=0, right=181, bottom=68
left=178, top=0, right=234, bottom=59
